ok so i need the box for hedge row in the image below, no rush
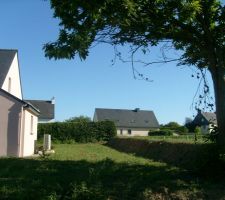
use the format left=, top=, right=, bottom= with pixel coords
left=148, top=130, right=173, bottom=136
left=38, top=121, right=117, bottom=143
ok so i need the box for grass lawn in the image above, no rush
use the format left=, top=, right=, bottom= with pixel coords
left=0, top=143, right=224, bottom=199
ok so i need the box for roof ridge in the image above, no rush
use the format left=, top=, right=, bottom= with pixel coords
left=95, top=108, right=153, bottom=112
left=25, top=99, right=52, bottom=102
left=0, top=49, right=18, bottom=52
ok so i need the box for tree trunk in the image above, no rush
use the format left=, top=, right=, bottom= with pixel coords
left=210, top=66, right=225, bottom=148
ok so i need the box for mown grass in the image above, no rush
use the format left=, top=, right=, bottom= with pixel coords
left=0, top=142, right=224, bottom=199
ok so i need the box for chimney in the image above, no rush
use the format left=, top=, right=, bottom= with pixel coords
left=51, top=97, right=55, bottom=104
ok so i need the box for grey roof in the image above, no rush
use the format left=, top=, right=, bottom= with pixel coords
left=202, top=112, right=217, bottom=124
left=0, top=49, right=18, bottom=87
left=94, top=108, right=159, bottom=128
left=25, top=100, right=54, bottom=120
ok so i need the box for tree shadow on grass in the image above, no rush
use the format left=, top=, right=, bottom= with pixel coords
left=0, top=156, right=219, bottom=200
left=106, top=138, right=225, bottom=178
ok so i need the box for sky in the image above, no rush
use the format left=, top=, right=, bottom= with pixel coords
left=0, top=0, right=220, bottom=124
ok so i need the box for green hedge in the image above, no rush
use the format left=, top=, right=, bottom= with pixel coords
left=38, top=121, right=117, bottom=143
left=148, top=130, right=173, bottom=136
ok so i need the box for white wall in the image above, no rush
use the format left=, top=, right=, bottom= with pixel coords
left=1, top=53, right=22, bottom=99
left=21, top=109, right=38, bottom=157
left=117, top=128, right=150, bottom=137
left=201, top=124, right=216, bottom=134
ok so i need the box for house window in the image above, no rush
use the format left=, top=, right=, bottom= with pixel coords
left=128, top=129, right=132, bottom=135
left=8, top=77, right=11, bottom=93
left=30, top=116, right=34, bottom=135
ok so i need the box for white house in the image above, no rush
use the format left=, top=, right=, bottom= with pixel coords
left=93, top=108, right=160, bottom=136
left=0, top=49, right=39, bottom=157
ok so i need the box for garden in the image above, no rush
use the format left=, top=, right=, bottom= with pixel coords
left=0, top=142, right=225, bottom=200
left=0, top=122, right=225, bottom=199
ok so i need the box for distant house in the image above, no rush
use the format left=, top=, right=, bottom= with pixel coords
left=93, top=108, right=159, bottom=136
left=0, top=49, right=39, bottom=157
left=25, top=98, right=55, bottom=123
left=192, top=110, right=217, bottom=134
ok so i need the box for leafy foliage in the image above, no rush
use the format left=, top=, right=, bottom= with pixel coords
left=149, top=121, right=188, bottom=136
left=185, top=121, right=196, bottom=133
left=162, top=122, right=181, bottom=130
left=38, top=121, right=116, bottom=143
left=160, top=121, right=188, bottom=134
left=44, top=0, right=225, bottom=145
left=204, top=124, right=219, bottom=143
left=149, top=130, right=173, bottom=136
left=64, top=115, right=92, bottom=123
left=44, top=0, right=224, bottom=69
left=194, top=126, right=202, bottom=143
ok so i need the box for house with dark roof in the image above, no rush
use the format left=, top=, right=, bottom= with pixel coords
left=0, top=49, right=40, bottom=157
left=93, top=108, right=159, bottom=136
left=192, top=110, right=217, bottom=133
left=25, top=98, right=55, bottom=123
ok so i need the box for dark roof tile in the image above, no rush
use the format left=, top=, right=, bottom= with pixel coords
left=25, top=100, right=54, bottom=120
left=94, top=108, right=159, bottom=128
left=0, top=49, right=18, bottom=87
left=202, top=112, right=217, bottom=124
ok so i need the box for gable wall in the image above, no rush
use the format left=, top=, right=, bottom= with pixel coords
left=1, top=53, right=22, bottom=99
left=192, top=113, right=209, bottom=126
left=0, top=90, right=22, bottom=156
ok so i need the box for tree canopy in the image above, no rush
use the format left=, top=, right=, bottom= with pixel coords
left=65, top=115, right=92, bottom=123
left=45, top=0, right=224, bottom=68
left=44, top=0, right=225, bottom=147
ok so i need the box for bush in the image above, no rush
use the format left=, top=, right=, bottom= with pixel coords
left=38, top=121, right=116, bottom=143
left=194, top=126, right=202, bottom=143
left=204, top=125, right=218, bottom=143
left=160, top=122, right=188, bottom=134
left=176, top=126, right=189, bottom=134
left=148, top=130, right=173, bottom=136
left=64, top=115, right=92, bottom=123
left=185, top=122, right=196, bottom=133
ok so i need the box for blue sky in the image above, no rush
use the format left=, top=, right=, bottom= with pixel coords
left=0, top=0, right=220, bottom=124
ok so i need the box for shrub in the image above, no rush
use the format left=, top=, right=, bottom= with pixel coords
left=38, top=121, right=116, bottom=143
left=176, top=126, right=189, bottom=134
left=204, top=125, right=218, bottom=143
left=185, top=122, right=196, bottom=133
left=64, top=115, right=92, bottom=123
left=194, top=126, right=202, bottom=143
left=148, top=130, right=173, bottom=136
left=160, top=122, right=189, bottom=134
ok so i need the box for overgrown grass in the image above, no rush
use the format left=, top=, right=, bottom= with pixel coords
left=0, top=143, right=224, bottom=199
left=132, top=134, right=205, bottom=143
